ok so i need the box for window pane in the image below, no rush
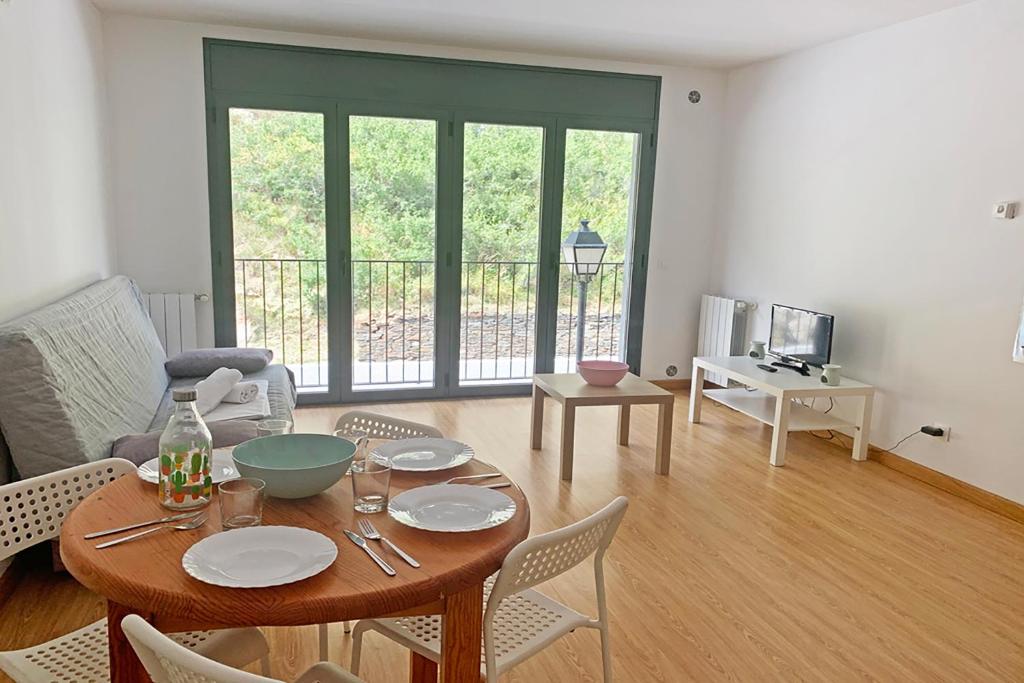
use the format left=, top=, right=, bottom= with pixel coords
left=229, top=109, right=327, bottom=390
left=349, top=116, right=437, bottom=390
left=459, top=123, right=544, bottom=385
left=557, top=129, right=640, bottom=370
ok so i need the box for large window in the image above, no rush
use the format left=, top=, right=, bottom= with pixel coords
left=206, top=40, right=660, bottom=403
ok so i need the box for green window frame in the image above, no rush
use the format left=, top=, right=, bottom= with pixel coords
left=204, top=39, right=660, bottom=403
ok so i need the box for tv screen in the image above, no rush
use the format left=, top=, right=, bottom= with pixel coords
left=768, top=304, right=834, bottom=367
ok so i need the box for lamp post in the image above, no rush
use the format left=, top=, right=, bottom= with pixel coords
left=561, top=219, right=608, bottom=364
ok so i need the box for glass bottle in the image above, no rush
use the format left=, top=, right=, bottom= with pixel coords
left=158, top=388, right=213, bottom=509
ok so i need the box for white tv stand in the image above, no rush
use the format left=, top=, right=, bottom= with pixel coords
left=688, top=356, right=875, bottom=466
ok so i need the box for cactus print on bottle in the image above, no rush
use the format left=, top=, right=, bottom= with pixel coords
left=159, top=444, right=213, bottom=508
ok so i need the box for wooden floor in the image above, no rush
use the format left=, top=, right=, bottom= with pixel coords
left=3, top=391, right=1024, bottom=682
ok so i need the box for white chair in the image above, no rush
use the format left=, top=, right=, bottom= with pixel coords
left=0, top=459, right=271, bottom=682
left=350, top=496, right=628, bottom=683
left=321, top=411, right=444, bottom=653
left=122, top=614, right=365, bottom=683
left=332, top=410, right=443, bottom=440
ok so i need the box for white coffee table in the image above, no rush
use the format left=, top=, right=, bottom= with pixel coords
left=689, top=356, right=875, bottom=466
left=531, top=373, right=675, bottom=481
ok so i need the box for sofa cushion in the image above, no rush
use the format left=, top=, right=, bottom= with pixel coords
left=112, top=419, right=260, bottom=466
left=165, top=347, right=273, bottom=377
left=0, top=276, right=169, bottom=478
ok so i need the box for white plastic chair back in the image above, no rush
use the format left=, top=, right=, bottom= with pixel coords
left=0, top=458, right=137, bottom=562
left=488, top=496, right=628, bottom=606
left=122, top=614, right=279, bottom=683
left=333, top=411, right=442, bottom=440
left=483, top=496, right=627, bottom=682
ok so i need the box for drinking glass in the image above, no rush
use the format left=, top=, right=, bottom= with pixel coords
left=218, top=478, right=266, bottom=530
left=351, top=457, right=391, bottom=514
left=257, top=419, right=292, bottom=437
left=333, top=428, right=369, bottom=462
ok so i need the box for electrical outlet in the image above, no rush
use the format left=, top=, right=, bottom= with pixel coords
left=993, top=201, right=1018, bottom=219
left=932, top=424, right=951, bottom=442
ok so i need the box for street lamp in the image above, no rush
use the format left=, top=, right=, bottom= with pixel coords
left=561, top=219, right=608, bottom=364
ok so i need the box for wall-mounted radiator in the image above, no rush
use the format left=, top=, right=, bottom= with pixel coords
left=697, top=294, right=750, bottom=386
left=143, top=292, right=206, bottom=356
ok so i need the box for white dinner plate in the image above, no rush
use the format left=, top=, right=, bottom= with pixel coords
left=182, top=526, right=337, bottom=588
left=137, top=447, right=239, bottom=485
left=388, top=484, right=516, bottom=532
left=370, top=438, right=475, bottom=472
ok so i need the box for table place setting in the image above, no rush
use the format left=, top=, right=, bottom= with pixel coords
left=79, top=425, right=521, bottom=587
left=60, top=416, right=530, bottom=683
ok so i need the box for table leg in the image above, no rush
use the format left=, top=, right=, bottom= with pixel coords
left=530, top=384, right=544, bottom=450
left=410, top=651, right=439, bottom=683
left=617, top=405, right=631, bottom=446
left=107, top=601, right=152, bottom=683
left=770, top=395, right=791, bottom=467
left=852, top=392, right=874, bottom=462
left=655, top=399, right=673, bottom=475
left=560, top=402, right=576, bottom=481
left=688, top=365, right=705, bottom=423
left=439, top=582, right=484, bottom=683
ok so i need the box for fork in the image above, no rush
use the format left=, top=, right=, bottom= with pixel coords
left=357, top=518, right=420, bottom=568
left=96, top=514, right=208, bottom=549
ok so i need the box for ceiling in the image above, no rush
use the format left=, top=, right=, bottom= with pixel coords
left=92, top=0, right=978, bottom=68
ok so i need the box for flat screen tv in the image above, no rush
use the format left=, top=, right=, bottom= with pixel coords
left=768, top=304, right=834, bottom=367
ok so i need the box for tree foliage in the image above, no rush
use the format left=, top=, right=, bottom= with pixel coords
left=230, top=111, right=637, bottom=264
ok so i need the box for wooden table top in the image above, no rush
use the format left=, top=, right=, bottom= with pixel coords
left=60, top=459, right=530, bottom=629
left=533, top=372, right=672, bottom=403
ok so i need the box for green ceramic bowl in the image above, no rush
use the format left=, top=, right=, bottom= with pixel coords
left=231, top=433, right=356, bottom=499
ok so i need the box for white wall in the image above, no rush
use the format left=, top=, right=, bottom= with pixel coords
left=0, top=0, right=114, bottom=322
left=101, top=14, right=725, bottom=375
left=714, top=0, right=1024, bottom=503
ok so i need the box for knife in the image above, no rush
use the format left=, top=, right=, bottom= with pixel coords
left=84, top=510, right=203, bottom=539
left=344, top=530, right=397, bottom=576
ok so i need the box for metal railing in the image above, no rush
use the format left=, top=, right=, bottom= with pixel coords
left=235, top=258, right=328, bottom=389
left=234, top=258, right=626, bottom=389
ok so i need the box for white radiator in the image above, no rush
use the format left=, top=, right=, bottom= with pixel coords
left=143, top=293, right=202, bottom=356
left=697, top=294, right=750, bottom=386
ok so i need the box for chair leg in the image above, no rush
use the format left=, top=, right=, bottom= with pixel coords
left=318, top=623, right=329, bottom=661
left=350, top=625, right=365, bottom=675
left=343, top=620, right=352, bottom=634
left=599, top=625, right=613, bottom=682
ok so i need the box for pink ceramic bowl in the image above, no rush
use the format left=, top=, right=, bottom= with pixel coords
left=577, top=360, right=629, bottom=386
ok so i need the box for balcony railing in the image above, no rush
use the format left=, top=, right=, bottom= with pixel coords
left=234, top=258, right=626, bottom=390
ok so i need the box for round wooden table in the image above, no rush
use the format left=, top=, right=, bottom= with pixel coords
left=60, top=459, right=530, bottom=683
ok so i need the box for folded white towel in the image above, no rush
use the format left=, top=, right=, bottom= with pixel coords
left=204, top=380, right=270, bottom=423
left=222, top=381, right=259, bottom=404
left=194, top=367, right=243, bottom=415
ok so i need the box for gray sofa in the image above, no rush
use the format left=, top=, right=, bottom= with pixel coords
left=0, top=276, right=296, bottom=483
